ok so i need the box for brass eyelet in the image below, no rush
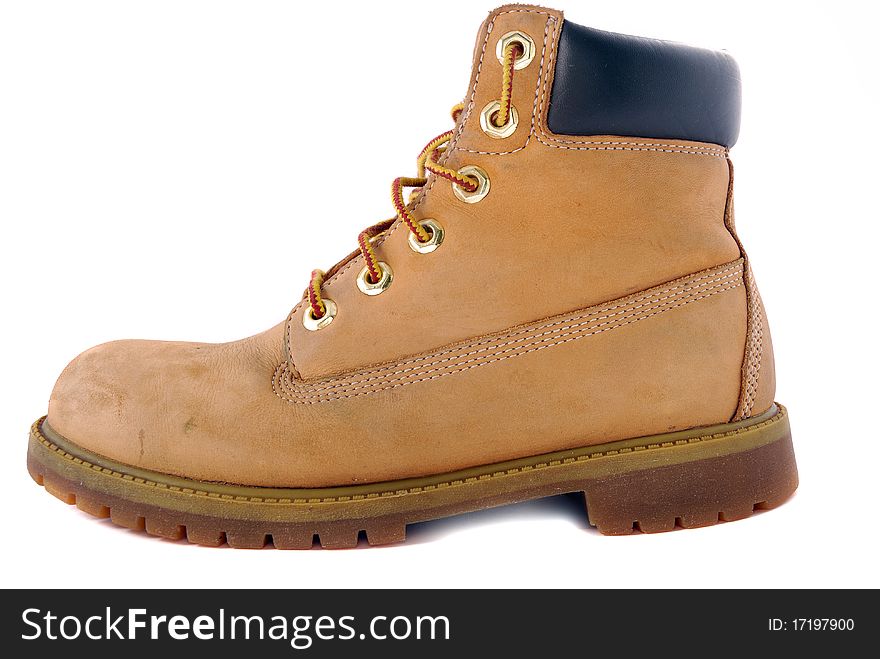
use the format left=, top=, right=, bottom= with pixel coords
left=302, top=298, right=337, bottom=331
left=356, top=262, right=393, bottom=296
left=408, top=218, right=445, bottom=254
left=480, top=100, right=519, bottom=139
left=453, top=165, right=490, bottom=204
left=496, top=31, right=535, bottom=70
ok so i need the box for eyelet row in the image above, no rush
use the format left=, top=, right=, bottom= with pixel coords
left=354, top=215, right=449, bottom=294
left=304, top=167, right=490, bottom=332
left=302, top=30, right=533, bottom=331
left=302, top=218, right=447, bottom=329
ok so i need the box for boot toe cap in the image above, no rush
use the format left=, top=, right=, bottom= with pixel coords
left=47, top=339, right=219, bottom=477
left=49, top=340, right=145, bottom=448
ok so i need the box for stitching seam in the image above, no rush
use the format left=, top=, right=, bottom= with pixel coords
left=274, top=262, right=743, bottom=404
left=308, top=263, right=742, bottom=391
left=276, top=281, right=742, bottom=403
left=738, top=264, right=764, bottom=418
left=529, top=26, right=726, bottom=158
left=280, top=269, right=742, bottom=396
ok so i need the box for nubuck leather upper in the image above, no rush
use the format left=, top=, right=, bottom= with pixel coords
left=28, top=5, right=797, bottom=548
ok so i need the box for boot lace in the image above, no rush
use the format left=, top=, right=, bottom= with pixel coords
left=305, top=41, right=523, bottom=323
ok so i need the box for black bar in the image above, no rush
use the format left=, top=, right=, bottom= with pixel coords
left=0, top=589, right=871, bottom=657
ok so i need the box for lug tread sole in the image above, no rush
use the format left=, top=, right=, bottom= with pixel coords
left=26, top=406, right=798, bottom=548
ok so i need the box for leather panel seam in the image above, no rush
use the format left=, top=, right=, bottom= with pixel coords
left=274, top=259, right=744, bottom=404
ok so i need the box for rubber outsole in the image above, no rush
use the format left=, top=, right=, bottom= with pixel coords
left=26, top=405, right=797, bottom=548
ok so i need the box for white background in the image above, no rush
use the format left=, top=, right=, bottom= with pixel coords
left=1, top=0, right=878, bottom=588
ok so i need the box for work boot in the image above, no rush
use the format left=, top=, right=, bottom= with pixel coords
left=28, top=4, right=798, bottom=548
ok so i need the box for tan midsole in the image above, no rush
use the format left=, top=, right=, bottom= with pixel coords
left=29, top=405, right=786, bottom=522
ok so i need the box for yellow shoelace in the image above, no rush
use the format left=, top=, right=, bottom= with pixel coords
left=306, top=41, right=522, bottom=321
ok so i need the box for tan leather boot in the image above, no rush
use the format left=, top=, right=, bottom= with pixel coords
left=27, top=4, right=797, bottom=548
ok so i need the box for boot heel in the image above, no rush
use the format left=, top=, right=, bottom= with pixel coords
left=582, top=409, right=798, bottom=535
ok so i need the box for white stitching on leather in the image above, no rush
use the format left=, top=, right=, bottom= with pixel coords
left=529, top=24, right=727, bottom=158
left=736, top=263, right=764, bottom=419
left=539, top=138, right=725, bottom=152
left=273, top=260, right=744, bottom=404
left=275, top=280, right=742, bottom=404
left=286, top=268, right=743, bottom=394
